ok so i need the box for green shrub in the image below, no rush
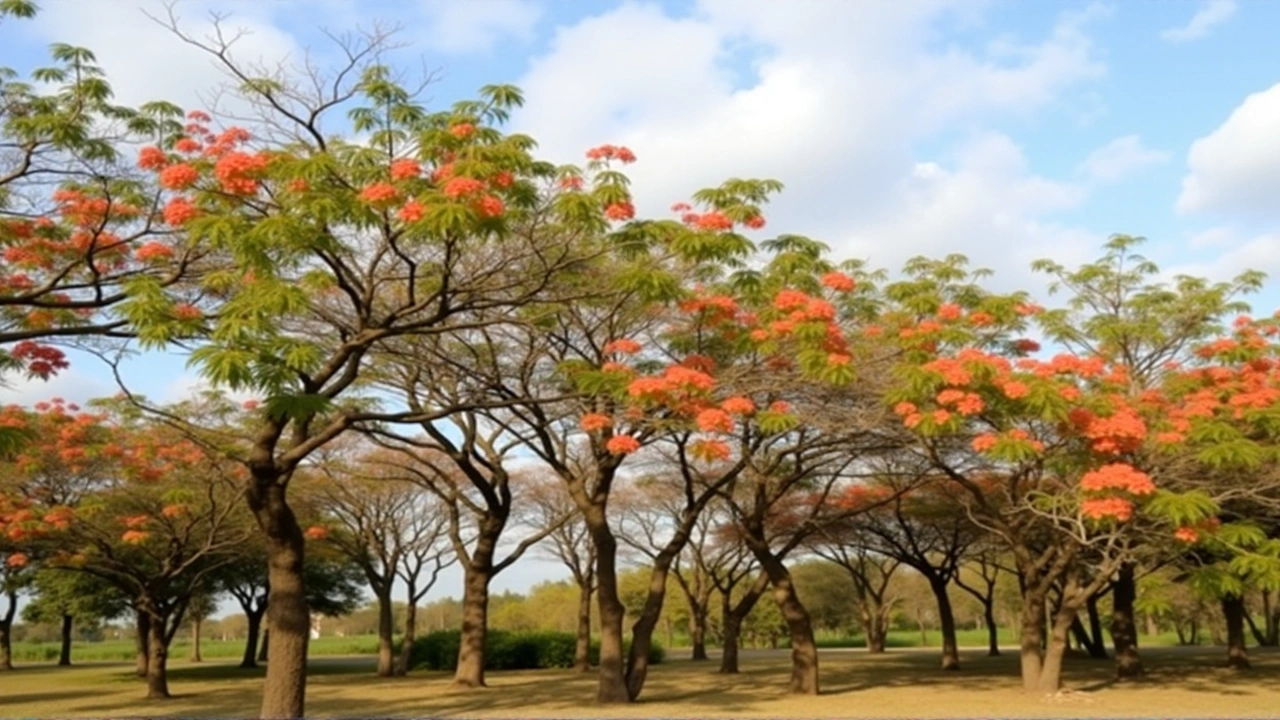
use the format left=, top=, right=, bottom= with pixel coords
left=409, top=629, right=663, bottom=671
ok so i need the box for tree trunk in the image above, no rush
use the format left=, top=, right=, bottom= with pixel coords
left=134, top=609, right=151, bottom=678
left=1223, top=594, right=1250, bottom=670
left=984, top=599, right=1000, bottom=656
left=1018, top=587, right=1047, bottom=693
left=863, top=607, right=887, bottom=653
left=752, top=550, right=818, bottom=695
left=1262, top=589, right=1278, bottom=646
left=1085, top=594, right=1108, bottom=658
left=258, top=625, right=270, bottom=663
left=623, top=553, right=680, bottom=701
left=1111, top=564, right=1143, bottom=679
left=574, top=581, right=592, bottom=672
left=396, top=600, right=417, bottom=676
left=689, top=605, right=708, bottom=661
left=190, top=617, right=203, bottom=663
left=1036, top=607, right=1076, bottom=694
left=145, top=611, right=171, bottom=699
left=0, top=589, right=16, bottom=671
left=592, top=521, right=630, bottom=703
left=241, top=608, right=265, bottom=669
left=249, top=479, right=311, bottom=720
left=1144, top=612, right=1158, bottom=638
left=375, top=588, right=395, bottom=677
left=58, top=613, right=73, bottom=666
left=719, top=574, right=769, bottom=674
left=930, top=577, right=960, bottom=670
left=454, top=564, right=493, bottom=687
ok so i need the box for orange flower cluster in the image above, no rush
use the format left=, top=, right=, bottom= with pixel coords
left=1079, top=463, right=1155, bottom=495
left=586, top=145, right=637, bottom=163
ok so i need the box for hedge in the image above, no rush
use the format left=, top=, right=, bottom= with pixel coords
left=409, top=629, right=665, bottom=671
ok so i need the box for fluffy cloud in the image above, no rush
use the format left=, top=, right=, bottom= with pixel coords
left=1161, top=0, right=1237, bottom=43
left=418, top=0, right=544, bottom=54
left=1176, top=82, right=1280, bottom=219
left=1079, top=135, right=1169, bottom=182
left=514, top=1, right=1106, bottom=289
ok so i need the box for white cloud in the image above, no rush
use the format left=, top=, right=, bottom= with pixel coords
left=1161, top=0, right=1237, bottom=43
left=418, top=0, right=544, bottom=54
left=1176, top=82, right=1280, bottom=218
left=1079, top=135, right=1169, bottom=182
left=26, top=1, right=302, bottom=113
left=1166, top=229, right=1280, bottom=287
left=513, top=0, right=1107, bottom=290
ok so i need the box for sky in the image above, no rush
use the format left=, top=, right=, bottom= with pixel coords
left=4, top=0, right=1280, bottom=610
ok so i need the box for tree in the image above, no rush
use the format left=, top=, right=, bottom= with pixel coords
left=186, top=589, right=218, bottom=663
left=0, top=401, right=250, bottom=698
left=21, top=567, right=126, bottom=666
left=215, top=529, right=365, bottom=670
left=529, top=475, right=595, bottom=671
left=118, top=14, right=607, bottom=714
left=312, top=449, right=451, bottom=677
left=1, top=4, right=198, bottom=385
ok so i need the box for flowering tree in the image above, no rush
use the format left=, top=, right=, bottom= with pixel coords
left=0, top=399, right=249, bottom=697
left=112, top=16, right=613, bottom=715
left=0, top=5, right=197, bottom=386
left=1032, top=234, right=1266, bottom=678
left=310, top=449, right=452, bottom=677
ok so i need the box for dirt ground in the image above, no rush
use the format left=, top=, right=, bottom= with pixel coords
left=2, top=646, right=1277, bottom=718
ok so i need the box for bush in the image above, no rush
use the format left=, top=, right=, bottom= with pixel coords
left=409, top=629, right=664, bottom=671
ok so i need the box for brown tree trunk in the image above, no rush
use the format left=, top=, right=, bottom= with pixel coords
left=190, top=617, right=203, bottom=663
left=134, top=609, right=151, bottom=677
left=59, top=613, right=73, bottom=666
left=574, top=580, right=592, bottom=672
left=1085, top=594, right=1109, bottom=658
left=690, top=605, right=709, bottom=661
left=241, top=608, right=265, bottom=669
left=0, top=589, right=16, bottom=671
left=454, top=564, right=493, bottom=687
left=375, top=588, right=395, bottom=677
left=752, top=549, right=818, bottom=695
left=1144, top=612, right=1158, bottom=638
left=396, top=601, right=417, bottom=676
left=931, top=576, right=960, bottom=670
left=1036, top=607, right=1076, bottom=694
left=249, top=479, right=310, bottom=719
left=623, top=553, right=679, bottom=701
left=1018, top=586, right=1047, bottom=693
left=591, top=519, right=630, bottom=703
left=145, top=611, right=171, bottom=699
left=863, top=607, right=886, bottom=653
left=719, top=573, right=768, bottom=674
left=1111, top=564, right=1143, bottom=679
left=1223, top=594, right=1250, bottom=670
left=984, top=599, right=1000, bottom=656
left=258, top=625, right=270, bottom=663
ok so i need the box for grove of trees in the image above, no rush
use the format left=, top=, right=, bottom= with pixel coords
left=2, top=2, right=1278, bottom=718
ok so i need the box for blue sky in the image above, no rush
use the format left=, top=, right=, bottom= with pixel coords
left=4, top=0, right=1280, bottom=605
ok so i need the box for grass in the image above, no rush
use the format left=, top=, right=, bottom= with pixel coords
left=8, top=635, right=383, bottom=663
left=2, top=645, right=1278, bottom=718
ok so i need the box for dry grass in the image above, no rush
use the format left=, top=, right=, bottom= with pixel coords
left=2, top=646, right=1278, bottom=718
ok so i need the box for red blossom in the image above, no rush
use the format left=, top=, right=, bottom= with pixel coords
left=604, top=339, right=642, bottom=355
left=606, top=435, right=640, bottom=455
left=137, top=146, right=168, bottom=170
left=398, top=200, right=426, bottom=222
left=443, top=177, right=485, bottom=199
left=390, top=158, right=421, bottom=180
left=162, top=197, right=199, bottom=226
left=580, top=413, right=613, bottom=432
left=449, top=123, right=476, bottom=139
left=359, top=182, right=400, bottom=205
left=158, top=164, right=199, bottom=190
left=604, top=202, right=635, bottom=221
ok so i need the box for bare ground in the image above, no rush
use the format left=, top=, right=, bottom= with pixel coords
left=1, top=645, right=1277, bottom=718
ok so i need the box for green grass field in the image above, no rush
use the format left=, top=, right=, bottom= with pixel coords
left=9, top=627, right=1204, bottom=664
left=2, top=646, right=1277, bottom=718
